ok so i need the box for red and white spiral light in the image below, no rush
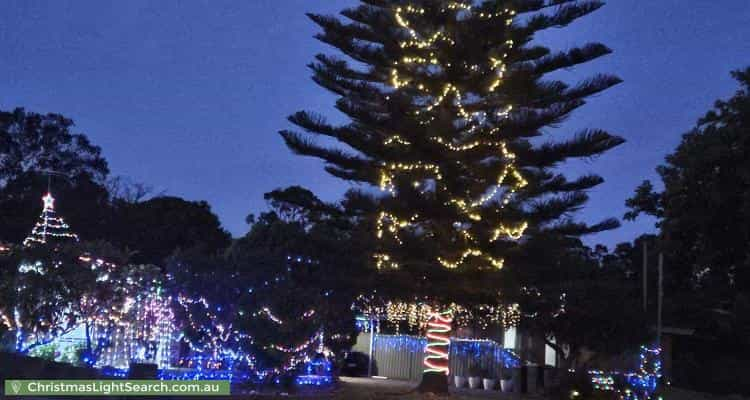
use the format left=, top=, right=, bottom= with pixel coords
left=423, top=311, right=453, bottom=375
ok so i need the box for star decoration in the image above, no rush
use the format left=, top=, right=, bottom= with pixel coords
left=42, top=193, right=55, bottom=210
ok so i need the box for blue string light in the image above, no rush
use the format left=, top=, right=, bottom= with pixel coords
left=295, top=357, right=334, bottom=386
left=371, top=335, right=521, bottom=369
left=586, top=345, right=662, bottom=399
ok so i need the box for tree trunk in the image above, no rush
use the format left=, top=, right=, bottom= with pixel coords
left=419, top=311, right=452, bottom=394
left=418, top=371, right=450, bottom=394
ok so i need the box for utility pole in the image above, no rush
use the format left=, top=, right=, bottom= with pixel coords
left=657, top=253, right=664, bottom=346
left=643, top=241, right=648, bottom=312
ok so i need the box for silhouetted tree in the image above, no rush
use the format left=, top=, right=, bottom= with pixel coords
left=516, top=237, right=649, bottom=369
left=0, top=108, right=108, bottom=185
left=626, top=67, right=750, bottom=305
left=0, top=108, right=111, bottom=243
left=111, top=197, right=231, bottom=265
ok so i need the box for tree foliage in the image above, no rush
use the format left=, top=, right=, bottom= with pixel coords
left=0, top=241, right=157, bottom=361
left=110, top=196, right=231, bottom=265
left=169, top=187, right=365, bottom=378
left=516, top=237, right=649, bottom=368
left=0, top=107, right=232, bottom=265
left=0, top=108, right=112, bottom=244
left=0, top=108, right=109, bottom=185
left=625, top=67, right=750, bottom=303
left=282, top=0, right=624, bottom=308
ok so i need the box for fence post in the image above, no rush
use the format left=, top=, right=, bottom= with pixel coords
left=367, top=319, right=375, bottom=377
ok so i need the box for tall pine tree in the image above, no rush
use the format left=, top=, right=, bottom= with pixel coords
left=282, top=0, right=623, bottom=332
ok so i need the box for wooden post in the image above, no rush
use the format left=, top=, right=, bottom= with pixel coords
left=643, top=241, right=648, bottom=312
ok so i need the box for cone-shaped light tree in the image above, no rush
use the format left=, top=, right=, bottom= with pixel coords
left=282, top=0, right=624, bottom=382
left=23, top=193, right=80, bottom=247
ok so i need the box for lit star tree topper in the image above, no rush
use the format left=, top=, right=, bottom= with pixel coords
left=23, top=192, right=79, bottom=247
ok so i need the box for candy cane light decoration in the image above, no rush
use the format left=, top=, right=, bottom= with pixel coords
left=423, top=310, right=453, bottom=375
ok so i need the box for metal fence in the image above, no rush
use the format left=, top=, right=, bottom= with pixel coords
left=359, top=334, right=520, bottom=381
left=370, top=335, right=426, bottom=380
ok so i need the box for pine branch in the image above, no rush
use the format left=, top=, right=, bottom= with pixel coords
left=307, top=13, right=385, bottom=46
left=512, top=46, right=551, bottom=63
left=312, top=54, right=380, bottom=83
left=340, top=4, right=390, bottom=27
left=564, top=74, right=623, bottom=99
left=279, top=130, right=372, bottom=172
left=287, top=112, right=379, bottom=157
left=520, top=1, right=605, bottom=33
left=499, top=100, right=585, bottom=139
left=514, top=0, right=580, bottom=14
left=309, top=13, right=387, bottom=66
left=523, top=172, right=605, bottom=196
left=518, top=129, right=625, bottom=168
left=530, top=43, right=612, bottom=75
left=526, top=192, right=590, bottom=222
left=542, top=218, right=621, bottom=237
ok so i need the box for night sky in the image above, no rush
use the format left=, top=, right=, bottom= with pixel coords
left=2, top=1, right=749, bottom=247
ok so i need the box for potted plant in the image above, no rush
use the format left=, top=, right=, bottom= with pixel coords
left=454, top=374, right=467, bottom=388
left=482, top=368, right=496, bottom=391
left=468, top=364, right=482, bottom=389
left=500, top=369, right=513, bottom=393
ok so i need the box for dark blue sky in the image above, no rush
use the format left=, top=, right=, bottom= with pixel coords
left=2, top=1, right=749, bottom=247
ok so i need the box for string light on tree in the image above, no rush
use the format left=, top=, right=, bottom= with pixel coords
left=285, top=0, right=627, bottom=390
left=423, top=311, right=453, bottom=375
left=23, top=193, right=79, bottom=247
left=373, top=2, right=528, bottom=271
left=357, top=298, right=520, bottom=332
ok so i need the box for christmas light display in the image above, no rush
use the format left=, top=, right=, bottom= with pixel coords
left=9, top=256, right=178, bottom=368
left=582, top=346, right=662, bottom=399
left=8, top=193, right=345, bottom=385
left=357, top=298, right=520, bottom=332
left=295, top=357, right=333, bottom=386
left=355, top=316, right=375, bottom=333
left=374, top=3, right=528, bottom=271
left=423, top=311, right=452, bottom=375
left=589, top=370, right=615, bottom=391
left=371, top=335, right=520, bottom=370
left=625, top=346, right=662, bottom=399
left=175, top=291, right=333, bottom=379
left=8, top=194, right=178, bottom=368
left=451, top=338, right=521, bottom=369
left=95, top=288, right=176, bottom=369
left=23, top=193, right=79, bottom=247
left=175, top=294, right=252, bottom=370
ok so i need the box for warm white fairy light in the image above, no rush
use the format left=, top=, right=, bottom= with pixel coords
left=375, top=3, right=526, bottom=270
left=358, top=299, right=521, bottom=331
left=384, top=135, right=412, bottom=146
left=491, top=222, right=528, bottom=242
